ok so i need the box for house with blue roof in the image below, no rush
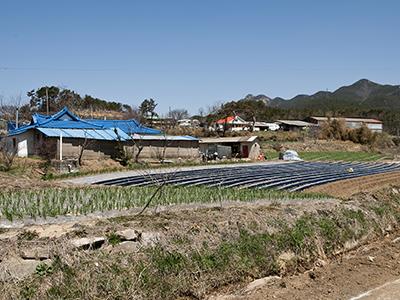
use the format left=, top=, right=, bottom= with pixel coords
left=6, top=107, right=199, bottom=161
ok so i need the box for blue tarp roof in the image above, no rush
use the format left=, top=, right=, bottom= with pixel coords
left=131, top=134, right=199, bottom=141
left=7, top=121, right=16, bottom=131
left=37, top=127, right=131, bottom=141
left=8, top=107, right=162, bottom=138
left=85, top=119, right=161, bottom=135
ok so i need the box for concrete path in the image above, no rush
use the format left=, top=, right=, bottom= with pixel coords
left=350, top=279, right=400, bottom=300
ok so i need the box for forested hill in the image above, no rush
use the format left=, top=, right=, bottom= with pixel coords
left=17, top=86, right=134, bottom=120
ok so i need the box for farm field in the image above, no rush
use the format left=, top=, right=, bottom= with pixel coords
left=0, top=185, right=325, bottom=222
left=1, top=142, right=400, bottom=299
left=1, top=185, right=400, bottom=299
left=95, top=161, right=400, bottom=191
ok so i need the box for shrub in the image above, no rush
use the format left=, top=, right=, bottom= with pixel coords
left=318, top=119, right=393, bottom=149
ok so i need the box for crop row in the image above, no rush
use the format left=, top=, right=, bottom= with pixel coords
left=0, top=186, right=327, bottom=221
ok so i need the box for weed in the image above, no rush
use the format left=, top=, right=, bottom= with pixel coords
left=317, top=217, right=339, bottom=253
left=20, top=284, right=37, bottom=299
left=107, top=232, right=122, bottom=246
left=36, top=263, right=53, bottom=277
left=278, top=216, right=315, bottom=254
left=18, top=230, right=39, bottom=241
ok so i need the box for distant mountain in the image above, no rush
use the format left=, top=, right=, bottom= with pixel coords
left=242, top=79, right=400, bottom=111
left=242, top=94, right=272, bottom=105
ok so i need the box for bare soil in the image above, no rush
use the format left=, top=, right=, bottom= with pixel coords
left=213, top=233, right=400, bottom=300
left=306, top=171, right=400, bottom=198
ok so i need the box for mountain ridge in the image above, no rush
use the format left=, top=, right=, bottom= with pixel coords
left=240, top=79, right=400, bottom=111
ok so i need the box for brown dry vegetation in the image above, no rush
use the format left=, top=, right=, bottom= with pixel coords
left=214, top=231, right=400, bottom=300
left=307, top=171, right=400, bottom=198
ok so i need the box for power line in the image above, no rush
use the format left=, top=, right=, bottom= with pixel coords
left=0, top=66, right=125, bottom=72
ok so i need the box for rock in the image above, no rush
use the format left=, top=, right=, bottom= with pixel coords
left=244, top=276, right=281, bottom=293
left=315, top=258, right=328, bottom=267
left=207, top=296, right=238, bottom=300
left=385, top=224, right=393, bottom=233
left=70, top=237, right=105, bottom=250
left=308, top=271, right=317, bottom=279
left=140, top=232, right=160, bottom=246
left=392, top=237, right=400, bottom=243
left=116, top=229, right=140, bottom=241
left=112, top=241, right=139, bottom=253
left=19, top=246, right=51, bottom=260
left=277, top=251, right=295, bottom=271
left=368, top=256, right=375, bottom=262
left=0, top=257, right=51, bottom=281
left=0, top=230, right=19, bottom=241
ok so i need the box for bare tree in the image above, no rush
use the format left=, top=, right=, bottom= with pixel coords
left=131, top=134, right=145, bottom=163
left=198, top=107, right=205, bottom=117
left=0, top=138, right=17, bottom=171
left=78, top=134, right=94, bottom=166
left=167, top=109, right=190, bottom=126
left=207, top=101, right=223, bottom=115
left=0, top=94, right=22, bottom=123
left=123, top=105, right=141, bottom=120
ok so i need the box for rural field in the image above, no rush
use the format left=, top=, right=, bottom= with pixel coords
left=2, top=2, right=400, bottom=299
left=1, top=157, right=400, bottom=299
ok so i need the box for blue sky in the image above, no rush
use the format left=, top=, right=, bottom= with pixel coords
left=1, top=0, right=399, bottom=114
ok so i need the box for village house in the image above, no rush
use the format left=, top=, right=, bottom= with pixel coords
left=214, top=116, right=280, bottom=132
left=306, top=116, right=383, bottom=133
left=6, top=107, right=199, bottom=161
left=253, top=121, right=280, bottom=131
left=275, top=120, right=317, bottom=131
left=215, top=116, right=250, bottom=132
left=177, top=118, right=200, bottom=128
left=199, top=136, right=261, bottom=160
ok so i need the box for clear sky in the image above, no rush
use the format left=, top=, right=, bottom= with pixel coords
left=1, top=0, right=399, bottom=114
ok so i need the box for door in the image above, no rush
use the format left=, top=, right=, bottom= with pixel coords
left=242, top=145, right=249, bottom=158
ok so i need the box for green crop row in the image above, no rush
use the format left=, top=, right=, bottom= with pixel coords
left=0, top=186, right=328, bottom=221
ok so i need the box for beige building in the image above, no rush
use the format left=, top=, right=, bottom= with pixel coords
left=199, top=136, right=261, bottom=160
left=307, top=116, right=383, bottom=133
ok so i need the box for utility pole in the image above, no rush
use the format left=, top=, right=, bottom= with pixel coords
left=15, top=107, right=19, bottom=129
left=59, top=132, right=63, bottom=161
left=46, top=87, right=49, bottom=115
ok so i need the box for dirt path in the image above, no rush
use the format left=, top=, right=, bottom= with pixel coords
left=211, top=234, right=400, bottom=300
left=306, top=171, right=400, bottom=198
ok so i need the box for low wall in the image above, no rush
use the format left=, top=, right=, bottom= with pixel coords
left=59, top=138, right=200, bottom=161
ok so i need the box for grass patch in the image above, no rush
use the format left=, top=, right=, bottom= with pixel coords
left=106, top=232, right=122, bottom=246
left=0, top=186, right=328, bottom=221
left=265, top=151, right=388, bottom=162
